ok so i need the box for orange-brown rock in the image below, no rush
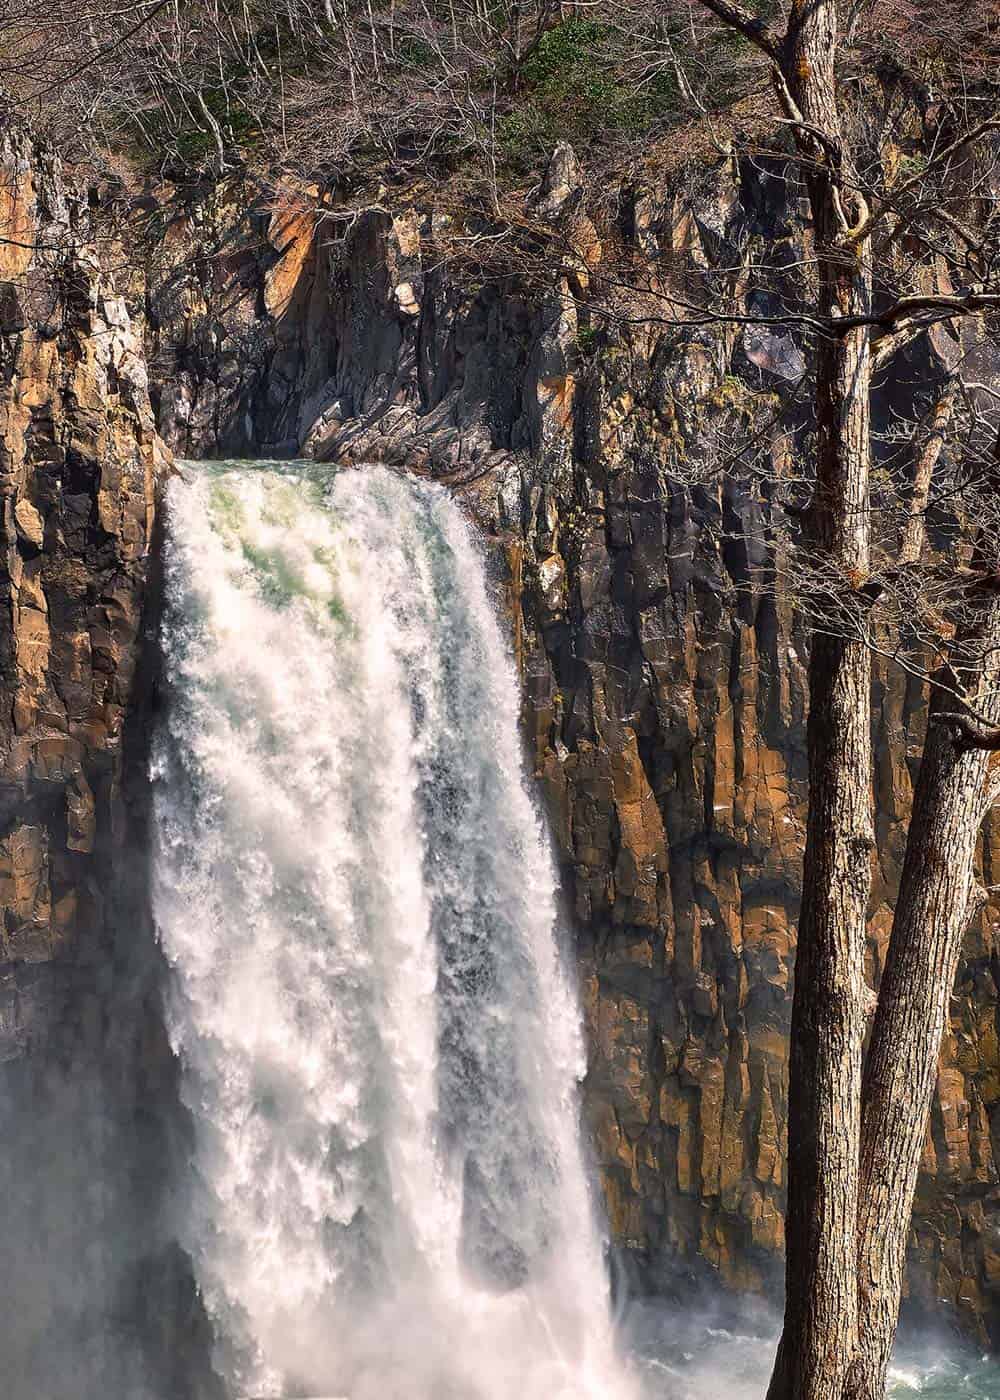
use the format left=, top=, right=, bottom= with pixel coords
left=132, top=134, right=1000, bottom=1343
left=0, top=118, right=163, bottom=1047
left=0, top=116, right=216, bottom=1400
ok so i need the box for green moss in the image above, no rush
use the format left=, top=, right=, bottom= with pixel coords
left=704, top=375, right=779, bottom=419
left=575, top=325, right=599, bottom=356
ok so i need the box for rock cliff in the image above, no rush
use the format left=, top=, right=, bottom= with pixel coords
left=4, top=109, right=1000, bottom=1359
left=0, top=116, right=217, bottom=1399
left=145, top=143, right=1000, bottom=1342
left=0, top=118, right=161, bottom=1018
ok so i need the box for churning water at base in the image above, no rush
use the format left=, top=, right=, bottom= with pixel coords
left=152, top=461, right=629, bottom=1400
left=625, top=1301, right=1000, bottom=1400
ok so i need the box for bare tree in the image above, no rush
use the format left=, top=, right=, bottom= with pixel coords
left=669, top=4, right=1000, bottom=1398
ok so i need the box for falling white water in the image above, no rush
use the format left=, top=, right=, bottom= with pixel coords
left=151, top=461, right=632, bottom=1400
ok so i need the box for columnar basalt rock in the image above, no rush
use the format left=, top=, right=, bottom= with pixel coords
left=10, top=116, right=1000, bottom=1348
left=145, top=145, right=1000, bottom=1342
left=0, top=118, right=220, bottom=1400
left=0, top=116, right=166, bottom=1050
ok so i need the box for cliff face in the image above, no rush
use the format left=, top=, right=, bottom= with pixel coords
left=0, top=119, right=218, bottom=1400
left=145, top=146, right=1000, bottom=1341
left=4, top=109, right=1000, bottom=1357
left=0, top=116, right=161, bottom=1042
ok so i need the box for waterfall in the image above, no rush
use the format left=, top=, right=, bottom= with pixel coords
left=152, top=461, right=632, bottom=1400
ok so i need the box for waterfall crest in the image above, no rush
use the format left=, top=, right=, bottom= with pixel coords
left=152, top=462, right=631, bottom=1400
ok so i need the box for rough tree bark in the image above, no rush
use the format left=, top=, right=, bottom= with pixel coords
left=899, top=380, right=958, bottom=565
left=846, top=683, right=1000, bottom=1398
left=769, top=329, right=874, bottom=1400
left=761, top=2, right=875, bottom=1396
left=847, top=439, right=1000, bottom=1400
left=691, top=5, right=999, bottom=1399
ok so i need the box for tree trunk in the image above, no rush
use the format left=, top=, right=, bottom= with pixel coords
left=689, top=9, right=1000, bottom=1397
left=847, top=501, right=1000, bottom=1399
left=766, top=411, right=873, bottom=1400
left=766, top=3, right=875, bottom=1397
left=844, top=714, right=996, bottom=1397
left=899, top=380, right=957, bottom=564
